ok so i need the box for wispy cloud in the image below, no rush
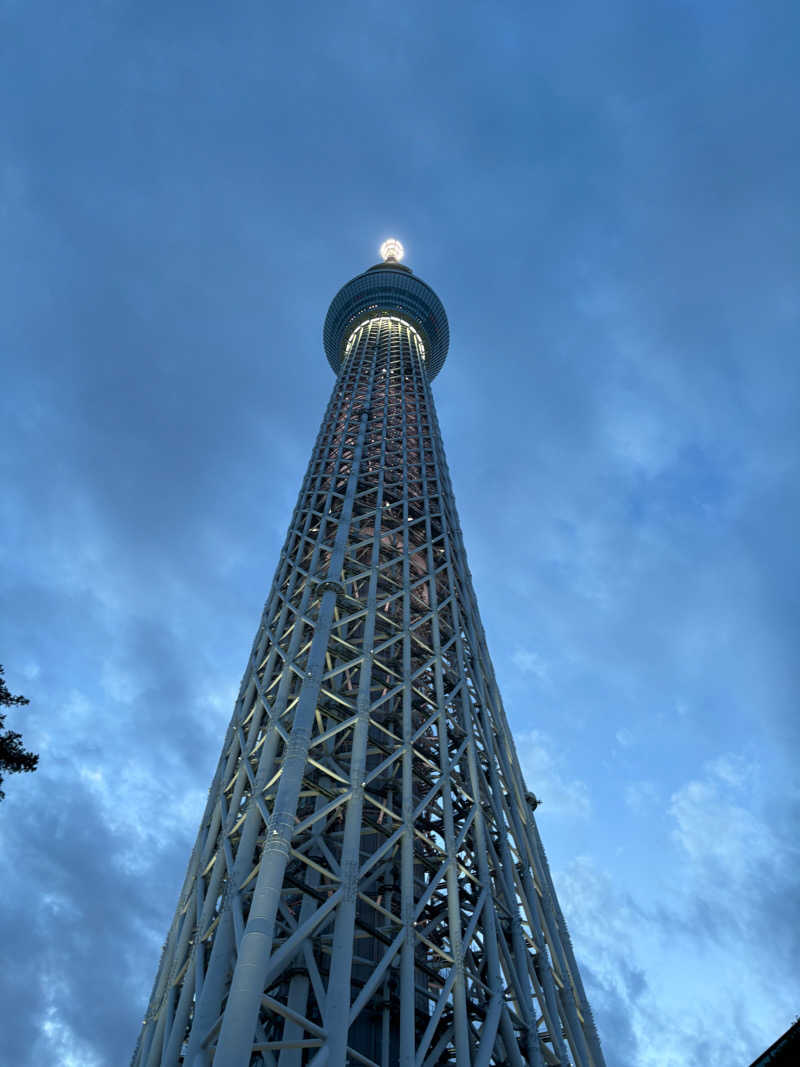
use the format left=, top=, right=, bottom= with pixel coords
left=511, top=646, right=550, bottom=683
left=624, top=779, right=658, bottom=813
left=557, top=753, right=800, bottom=1066
left=516, top=729, right=591, bottom=817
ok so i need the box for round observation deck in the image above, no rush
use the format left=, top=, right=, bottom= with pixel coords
left=323, top=248, right=449, bottom=380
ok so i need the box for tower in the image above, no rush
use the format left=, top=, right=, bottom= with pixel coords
left=132, top=242, right=605, bottom=1067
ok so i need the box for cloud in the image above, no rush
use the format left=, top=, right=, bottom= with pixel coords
left=0, top=584, right=235, bottom=1062
left=555, top=857, right=648, bottom=1066
left=624, top=779, right=658, bottom=813
left=516, top=729, right=591, bottom=817
left=511, top=646, right=550, bottom=683
left=40, top=1005, right=104, bottom=1067
left=555, top=754, right=800, bottom=1067
left=668, top=756, right=800, bottom=975
left=670, top=777, right=773, bottom=881
left=0, top=770, right=167, bottom=1064
left=705, top=753, right=752, bottom=788
left=615, top=727, right=634, bottom=748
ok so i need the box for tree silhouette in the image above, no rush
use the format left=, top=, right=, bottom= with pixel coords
left=0, top=665, right=38, bottom=801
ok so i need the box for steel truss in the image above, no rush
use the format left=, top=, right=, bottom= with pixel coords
left=132, top=293, right=605, bottom=1067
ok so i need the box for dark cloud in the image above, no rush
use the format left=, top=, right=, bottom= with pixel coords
left=0, top=771, right=184, bottom=1063
left=580, top=961, right=641, bottom=1067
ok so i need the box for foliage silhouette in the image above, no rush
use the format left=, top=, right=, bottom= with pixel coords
left=0, top=664, right=38, bottom=801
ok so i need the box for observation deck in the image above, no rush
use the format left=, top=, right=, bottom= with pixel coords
left=323, top=244, right=450, bottom=380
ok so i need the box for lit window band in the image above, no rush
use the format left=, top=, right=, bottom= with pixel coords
left=343, top=315, right=427, bottom=362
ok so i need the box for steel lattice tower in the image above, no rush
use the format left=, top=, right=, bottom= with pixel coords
left=132, top=242, right=605, bottom=1067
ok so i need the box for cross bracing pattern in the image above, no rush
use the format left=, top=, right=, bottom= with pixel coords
left=132, top=308, right=605, bottom=1067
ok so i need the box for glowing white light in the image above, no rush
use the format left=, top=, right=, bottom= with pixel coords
left=380, top=238, right=404, bottom=262
left=344, top=315, right=426, bottom=361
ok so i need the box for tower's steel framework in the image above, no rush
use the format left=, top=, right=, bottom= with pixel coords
left=132, top=251, right=605, bottom=1067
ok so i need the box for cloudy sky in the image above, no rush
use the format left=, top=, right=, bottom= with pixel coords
left=2, top=2, right=798, bottom=1064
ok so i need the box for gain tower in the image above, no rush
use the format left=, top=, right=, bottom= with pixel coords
left=132, top=242, right=605, bottom=1067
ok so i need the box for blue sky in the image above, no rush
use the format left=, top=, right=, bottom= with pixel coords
left=1, top=2, right=798, bottom=1064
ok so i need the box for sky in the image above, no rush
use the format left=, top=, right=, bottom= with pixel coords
left=1, top=1, right=798, bottom=1064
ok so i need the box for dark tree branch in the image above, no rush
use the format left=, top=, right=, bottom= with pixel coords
left=0, top=664, right=38, bottom=801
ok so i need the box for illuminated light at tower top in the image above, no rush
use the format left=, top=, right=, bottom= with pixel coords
left=379, top=237, right=404, bottom=262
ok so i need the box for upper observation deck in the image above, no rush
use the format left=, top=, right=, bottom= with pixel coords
left=323, top=241, right=450, bottom=380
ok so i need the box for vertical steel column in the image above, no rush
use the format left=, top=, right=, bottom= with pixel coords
left=213, top=400, right=372, bottom=1066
